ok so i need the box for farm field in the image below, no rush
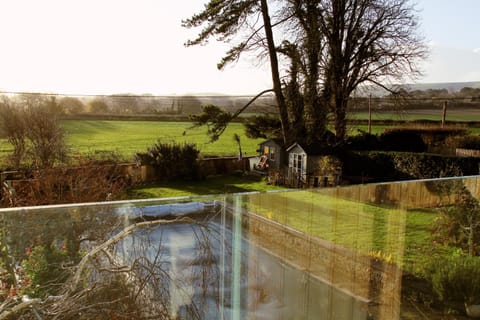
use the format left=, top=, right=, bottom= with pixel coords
left=1, top=112, right=479, bottom=163
left=350, top=108, right=480, bottom=122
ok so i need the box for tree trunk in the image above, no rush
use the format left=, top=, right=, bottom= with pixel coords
left=260, top=0, right=290, bottom=145
left=334, top=97, right=348, bottom=142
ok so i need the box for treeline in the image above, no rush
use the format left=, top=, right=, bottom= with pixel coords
left=0, top=92, right=277, bottom=116
left=1, top=87, right=478, bottom=117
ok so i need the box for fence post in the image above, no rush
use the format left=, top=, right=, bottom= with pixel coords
left=441, top=101, right=448, bottom=127
left=368, top=94, right=372, bottom=134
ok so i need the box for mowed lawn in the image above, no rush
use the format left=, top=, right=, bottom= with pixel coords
left=243, top=189, right=437, bottom=273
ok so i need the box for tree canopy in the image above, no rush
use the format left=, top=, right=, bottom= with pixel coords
left=184, top=0, right=427, bottom=146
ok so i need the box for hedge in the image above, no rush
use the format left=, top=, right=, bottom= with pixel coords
left=341, top=151, right=480, bottom=183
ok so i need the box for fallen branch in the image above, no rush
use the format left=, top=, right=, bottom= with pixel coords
left=70, top=217, right=195, bottom=291
left=0, top=297, right=41, bottom=320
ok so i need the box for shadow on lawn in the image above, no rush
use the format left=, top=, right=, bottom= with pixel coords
left=127, top=174, right=274, bottom=199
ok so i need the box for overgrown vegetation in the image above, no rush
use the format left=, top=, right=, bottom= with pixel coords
left=0, top=203, right=218, bottom=319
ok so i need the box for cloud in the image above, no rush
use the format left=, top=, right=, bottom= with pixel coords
left=473, top=48, right=480, bottom=54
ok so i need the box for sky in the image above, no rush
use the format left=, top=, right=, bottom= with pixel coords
left=0, top=0, right=478, bottom=96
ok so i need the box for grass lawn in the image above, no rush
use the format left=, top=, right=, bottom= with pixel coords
left=127, top=173, right=440, bottom=275
left=242, top=189, right=437, bottom=273
left=126, top=174, right=286, bottom=199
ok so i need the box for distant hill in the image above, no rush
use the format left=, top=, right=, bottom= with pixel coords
left=407, top=81, right=480, bottom=92
left=357, top=81, right=480, bottom=97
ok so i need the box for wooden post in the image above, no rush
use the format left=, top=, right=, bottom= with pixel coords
left=442, top=101, right=447, bottom=127
left=368, top=94, right=372, bottom=135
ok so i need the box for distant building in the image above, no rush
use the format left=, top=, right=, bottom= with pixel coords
left=286, top=142, right=342, bottom=188
left=256, top=139, right=286, bottom=171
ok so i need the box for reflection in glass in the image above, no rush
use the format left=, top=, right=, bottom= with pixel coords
left=0, top=176, right=478, bottom=319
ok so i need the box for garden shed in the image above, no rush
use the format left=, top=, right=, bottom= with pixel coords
left=286, top=142, right=342, bottom=187
left=256, top=139, right=286, bottom=171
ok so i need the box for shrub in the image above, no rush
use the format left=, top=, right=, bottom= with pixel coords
left=2, top=158, right=132, bottom=207
left=340, top=151, right=480, bottom=183
left=432, top=187, right=480, bottom=255
left=345, top=132, right=380, bottom=150
left=135, top=142, right=200, bottom=181
left=22, top=244, right=71, bottom=297
left=427, top=254, right=480, bottom=308
left=379, top=130, right=426, bottom=152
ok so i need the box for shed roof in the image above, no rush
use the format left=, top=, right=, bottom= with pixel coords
left=286, top=141, right=328, bottom=155
left=259, top=138, right=285, bottom=148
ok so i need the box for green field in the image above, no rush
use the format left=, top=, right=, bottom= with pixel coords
left=1, top=115, right=479, bottom=163
left=0, top=120, right=264, bottom=162
left=64, top=120, right=265, bottom=158
left=350, top=109, right=480, bottom=122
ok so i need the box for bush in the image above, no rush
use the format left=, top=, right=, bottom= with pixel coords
left=379, top=130, right=426, bottom=152
left=135, top=142, right=200, bottom=181
left=345, top=132, right=380, bottom=150
left=2, top=158, right=132, bottom=207
left=22, top=244, right=71, bottom=297
left=427, top=254, right=480, bottom=308
left=432, top=187, right=480, bottom=255
left=340, top=151, right=480, bottom=183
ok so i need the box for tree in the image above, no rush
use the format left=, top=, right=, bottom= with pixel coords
left=87, top=98, right=109, bottom=113
left=24, top=102, right=68, bottom=168
left=183, top=0, right=290, bottom=143
left=0, top=96, right=68, bottom=169
left=185, top=0, right=426, bottom=145
left=109, top=94, right=139, bottom=114
left=0, top=98, right=27, bottom=169
left=59, top=97, right=86, bottom=114
left=317, top=0, right=427, bottom=141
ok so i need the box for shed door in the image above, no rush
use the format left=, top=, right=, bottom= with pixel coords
left=290, top=153, right=304, bottom=176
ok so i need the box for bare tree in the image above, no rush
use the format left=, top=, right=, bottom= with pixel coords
left=24, top=103, right=68, bottom=168
left=185, top=0, right=427, bottom=145
left=0, top=98, right=27, bottom=169
left=317, top=0, right=428, bottom=141
left=0, top=96, right=68, bottom=169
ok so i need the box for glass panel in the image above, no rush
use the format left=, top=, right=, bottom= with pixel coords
left=0, top=176, right=479, bottom=319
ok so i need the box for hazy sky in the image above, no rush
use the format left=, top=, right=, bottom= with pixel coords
left=0, top=0, right=478, bottom=95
